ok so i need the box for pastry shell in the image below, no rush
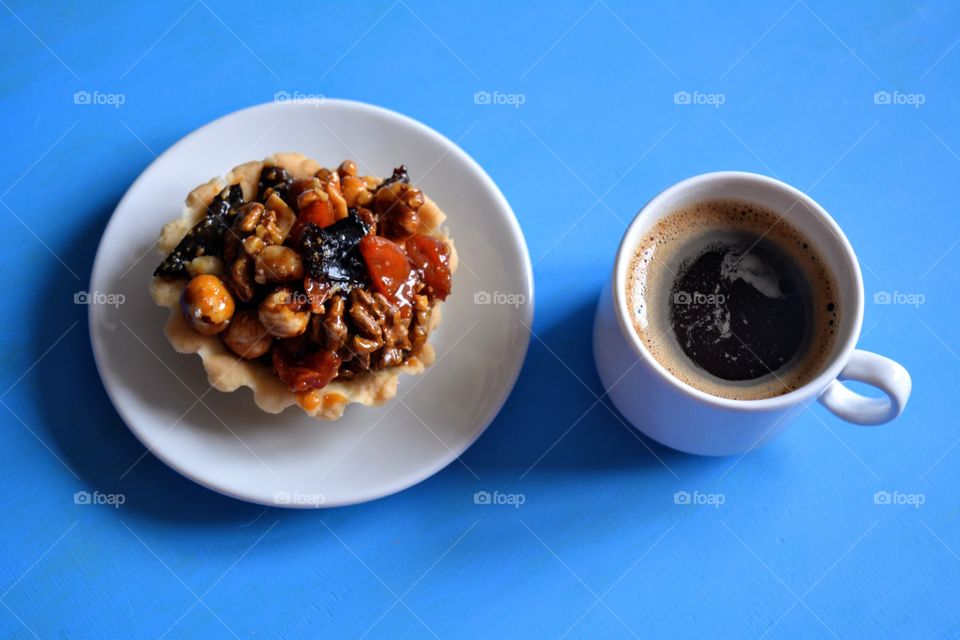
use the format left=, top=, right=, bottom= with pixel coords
left=149, top=153, right=456, bottom=419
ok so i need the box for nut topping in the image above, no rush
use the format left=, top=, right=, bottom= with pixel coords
left=157, top=160, right=452, bottom=394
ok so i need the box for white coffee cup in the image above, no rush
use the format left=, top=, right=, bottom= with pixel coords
left=593, top=172, right=911, bottom=456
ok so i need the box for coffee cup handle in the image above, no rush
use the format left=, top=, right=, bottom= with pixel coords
left=817, top=350, right=912, bottom=425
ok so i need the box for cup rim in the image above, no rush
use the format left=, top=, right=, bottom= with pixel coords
left=612, top=171, right=865, bottom=412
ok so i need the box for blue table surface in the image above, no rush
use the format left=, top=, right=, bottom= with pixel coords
left=2, top=1, right=958, bottom=638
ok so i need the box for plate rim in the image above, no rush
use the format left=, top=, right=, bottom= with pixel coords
left=88, top=98, right=535, bottom=508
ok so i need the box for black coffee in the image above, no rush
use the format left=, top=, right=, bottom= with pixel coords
left=670, top=233, right=811, bottom=380
left=627, top=199, right=839, bottom=400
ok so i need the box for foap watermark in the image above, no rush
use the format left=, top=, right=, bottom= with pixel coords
left=874, top=490, right=925, bottom=508
left=873, top=290, right=925, bottom=308
left=673, top=291, right=725, bottom=306
left=473, top=490, right=526, bottom=509
left=873, top=91, right=925, bottom=109
left=274, top=91, right=326, bottom=106
left=259, top=290, right=309, bottom=306
left=274, top=491, right=326, bottom=507
left=74, top=490, right=125, bottom=508
left=74, top=90, right=126, bottom=108
left=674, top=91, right=725, bottom=108
left=473, top=91, right=526, bottom=108
left=288, top=291, right=311, bottom=306
left=474, top=290, right=526, bottom=308
left=74, top=290, right=125, bottom=308
left=673, top=490, right=725, bottom=508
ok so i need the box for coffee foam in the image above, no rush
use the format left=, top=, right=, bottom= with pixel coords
left=626, top=199, right=839, bottom=400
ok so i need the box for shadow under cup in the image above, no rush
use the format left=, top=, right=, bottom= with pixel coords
left=614, top=172, right=864, bottom=406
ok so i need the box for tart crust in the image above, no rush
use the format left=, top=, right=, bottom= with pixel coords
left=149, top=152, right=456, bottom=419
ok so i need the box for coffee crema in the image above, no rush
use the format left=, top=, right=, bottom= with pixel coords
left=626, top=199, right=839, bottom=400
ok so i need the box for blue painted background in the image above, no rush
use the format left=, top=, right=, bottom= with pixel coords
left=1, top=1, right=958, bottom=638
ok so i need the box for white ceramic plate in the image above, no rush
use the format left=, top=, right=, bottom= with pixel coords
left=89, top=100, right=533, bottom=507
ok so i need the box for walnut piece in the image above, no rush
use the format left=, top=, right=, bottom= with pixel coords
left=374, top=182, right=424, bottom=238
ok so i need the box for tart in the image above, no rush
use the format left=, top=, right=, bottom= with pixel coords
left=150, top=152, right=456, bottom=419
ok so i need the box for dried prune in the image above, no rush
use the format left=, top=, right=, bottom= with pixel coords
left=299, top=208, right=370, bottom=292
left=257, top=165, right=293, bottom=202
left=375, top=165, right=409, bottom=192
left=154, top=184, right=245, bottom=277
left=208, top=184, right=244, bottom=217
